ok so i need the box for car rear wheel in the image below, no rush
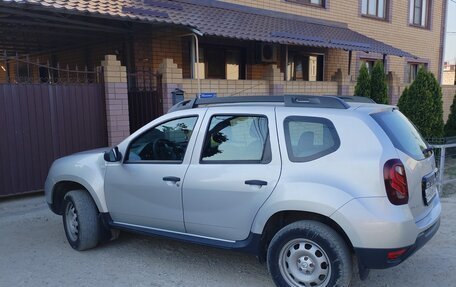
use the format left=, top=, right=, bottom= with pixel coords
left=267, top=220, right=352, bottom=287
left=62, top=190, right=101, bottom=251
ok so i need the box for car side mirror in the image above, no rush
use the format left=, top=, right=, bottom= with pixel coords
left=104, top=146, right=122, bottom=162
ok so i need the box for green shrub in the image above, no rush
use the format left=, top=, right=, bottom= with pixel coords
left=370, top=61, right=388, bottom=104
left=397, top=67, right=444, bottom=138
left=354, top=64, right=371, bottom=98
left=445, top=93, right=456, bottom=137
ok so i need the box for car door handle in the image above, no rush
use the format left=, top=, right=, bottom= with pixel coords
left=163, top=176, right=181, bottom=182
left=245, top=180, right=268, bottom=186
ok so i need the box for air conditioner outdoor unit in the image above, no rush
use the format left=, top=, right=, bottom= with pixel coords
left=260, top=43, right=277, bottom=63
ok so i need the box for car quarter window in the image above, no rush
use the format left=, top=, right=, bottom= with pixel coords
left=126, top=116, right=198, bottom=163
left=201, top=115, right=271, bottom=163
left=284, top=116, right=340, bottom=162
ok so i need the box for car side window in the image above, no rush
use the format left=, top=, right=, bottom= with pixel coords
left=126, top=116, right=198, bottom=163
left=201, top=115, right=271, bottom=163
left=284, top=116, right=340, bottom=162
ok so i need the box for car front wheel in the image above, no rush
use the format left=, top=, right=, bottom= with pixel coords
left=62, top=190, right=101, bottom=251
left=267, top=220, right=352, bottom=287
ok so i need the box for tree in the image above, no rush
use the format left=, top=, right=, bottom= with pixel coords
left=370, top=61, right=388, bottom=104
left=354, top=64, right=371, bottom=98
left=445, top=93, right=456, bottom=137
left=397, top=67, right=444, bottom=138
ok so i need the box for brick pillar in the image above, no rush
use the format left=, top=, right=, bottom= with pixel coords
left=159, top=58, right=183, bottom=112
left=101, top=55, right=130, bottom=146
left=387, top=71, right=401, bottom=105
left=263, top=64, right=284, bottom=95
left=332, top=69, right=352, bottom=96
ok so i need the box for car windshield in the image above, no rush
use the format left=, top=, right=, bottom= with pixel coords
left=372, top=109, right=429, bottom=161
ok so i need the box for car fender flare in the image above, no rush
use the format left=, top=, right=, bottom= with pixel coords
left=52, top=175, right=107, bottom=213
left=250, top=183, right=354, bottom=235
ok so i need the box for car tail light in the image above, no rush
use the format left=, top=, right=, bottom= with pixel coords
left=384, top=159, right=409, bottom=205
left=387, top=248, right=408, bottom=260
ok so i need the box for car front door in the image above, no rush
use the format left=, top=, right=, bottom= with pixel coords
left=105, top=112, right=203, bottom=232
left=182, top=106, right=281, bottom=241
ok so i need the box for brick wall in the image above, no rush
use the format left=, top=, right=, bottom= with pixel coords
left=131, top=28, right=187, bottom=74
left=180, top=79, right=339, bottom=98
left=443, top=71, right=456, bottom=86
left=182, top=79, right=270, bottom=98
left=284, top=81, right=339, bottom=95
left=326, top=49, right=351, bottom=81
left=443, top=86, right=456, bottom=121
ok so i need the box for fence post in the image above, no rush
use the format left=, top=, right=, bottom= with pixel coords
left=263, top=64, right=284, bottom=96
left=158, top=58, right=183, bottom=112
left=100, top=55, right=130, bottom=146
left=438, top=146, right=446, bottom=194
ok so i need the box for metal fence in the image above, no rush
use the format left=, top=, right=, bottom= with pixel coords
left=0, top=52, right=107, bottom=197
left=127, top=67, right=163, bottom=133
left=430, top=137, right=456, bottom=195
left=1, top=51, right=103, bottom=84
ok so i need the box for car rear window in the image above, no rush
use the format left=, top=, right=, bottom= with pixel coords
left=371, top=109, right=428, bottom=161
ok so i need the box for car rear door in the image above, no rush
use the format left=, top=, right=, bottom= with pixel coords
left=182, top=106, right=281, bottom=241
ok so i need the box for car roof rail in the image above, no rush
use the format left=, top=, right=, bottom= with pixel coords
left=169, top=95, right=352, bottom=112
left=337, top=96, right=376, bottom=103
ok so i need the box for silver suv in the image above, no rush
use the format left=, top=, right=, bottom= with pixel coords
left=45, top=95, right=441, bottom=287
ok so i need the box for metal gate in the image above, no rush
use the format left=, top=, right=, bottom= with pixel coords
left=127, top=68, right=163, bottom=133
left=0, top=54, right=107, bottom=197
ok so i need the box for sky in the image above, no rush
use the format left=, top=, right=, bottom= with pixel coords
left=445, top=0, right=456, bottom=63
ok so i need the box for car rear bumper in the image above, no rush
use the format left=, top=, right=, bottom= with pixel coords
left=355, top=217, right=440, bottom=269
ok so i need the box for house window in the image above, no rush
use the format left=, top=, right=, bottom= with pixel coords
left=193, top=46, right=245, bottom=80
left=409, top=0, right=430, bottom=28
left=361, top=0, right=388, bottom=19
left=287, top=53, right=324, bottom=81
left=407, top=63, right=427, bottom=83
left=360, top=59, right=376, bottom=73
left=285, top=0, right=325, bottom=7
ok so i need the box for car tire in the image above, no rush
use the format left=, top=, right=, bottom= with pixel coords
left=62, top=190, right=101, bottom=251
left=267, top=220, right=352, bottom=287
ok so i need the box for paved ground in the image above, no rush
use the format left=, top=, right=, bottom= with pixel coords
left=1, top=194, right=455, bottom=287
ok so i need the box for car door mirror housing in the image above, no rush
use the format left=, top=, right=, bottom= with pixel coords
left=104, top=146, right=122, bottom=162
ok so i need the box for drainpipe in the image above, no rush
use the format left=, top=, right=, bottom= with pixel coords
left=194, top=34, right=201, bottom=97
left=181, top=28, right=203, bottom=97
left=285, top=45, right=288, bottom=81
left=439, top=0, right=449, bottom=84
